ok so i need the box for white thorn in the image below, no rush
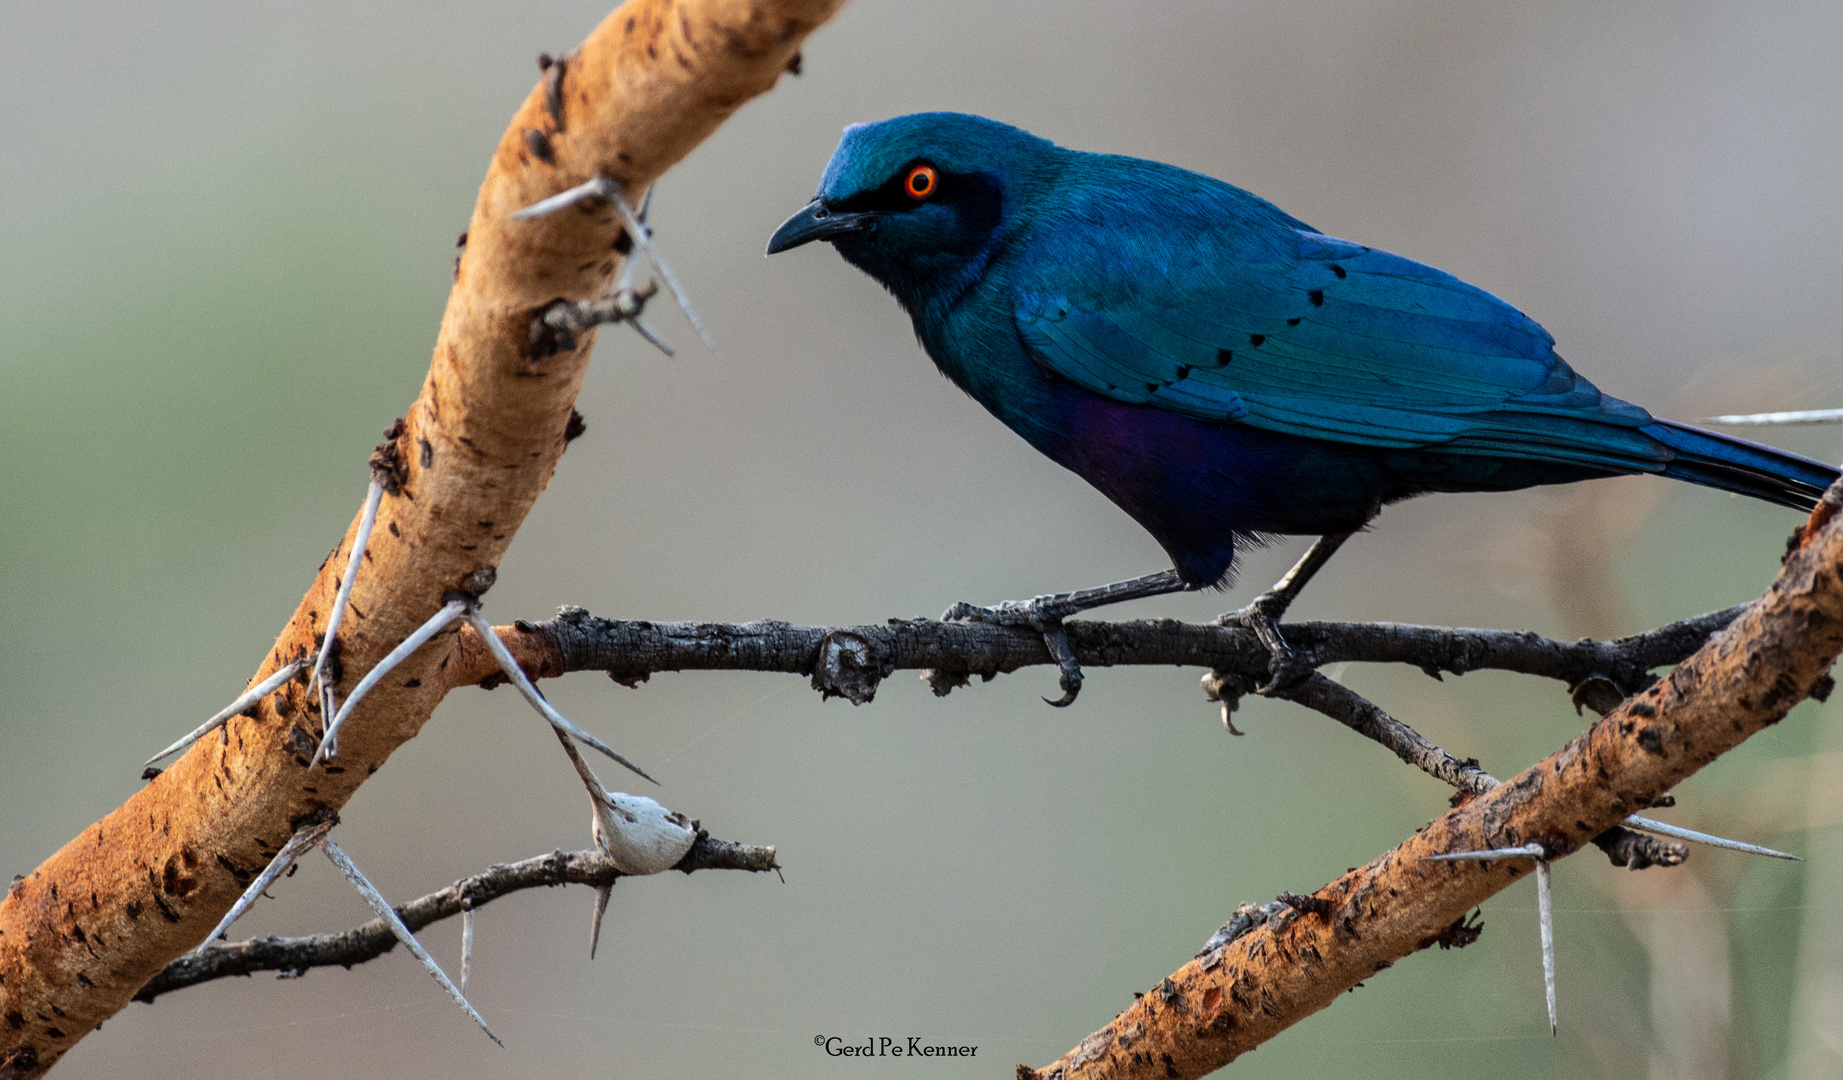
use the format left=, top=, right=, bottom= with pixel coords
left=314, top=599, right=469, bottom=766
left=555, top=731, right=629, bottom=861
left=581, top=746, right=617, bottom=961
left=310, top=479, right=384, bottom=700
left=321, top=838, right=501, bottom=1047
left=184, top=820, right=328, bottom=959
left=464, top=609, right=657, bottom=784
left=1420, top=843, right=1547, bottom=863
left=1625, top=815, right=1800, bottom=860
left=629, top=316, right=675, bottom=357
left=604, top=181, right=711, bottom=347
left=589, top=885, right=612, bottom=960
left=460, top=899, right=475, bottom=995
left=1537, top=859, right=1556, bottom=1035
left=510, top=176, right=610, bottom=220
left=1700, top=408, right=1843, bottom=426
left=145, top=659, right=306, bottom=769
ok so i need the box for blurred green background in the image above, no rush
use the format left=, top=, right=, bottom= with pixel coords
left=4, top=1, right=1842, bottom=1076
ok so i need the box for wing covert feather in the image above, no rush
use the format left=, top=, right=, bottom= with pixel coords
left=1014, top=229, right=1656, bottom=464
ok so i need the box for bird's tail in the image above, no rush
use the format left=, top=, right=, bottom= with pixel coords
left=1646, top=419, right=1838, bottom=511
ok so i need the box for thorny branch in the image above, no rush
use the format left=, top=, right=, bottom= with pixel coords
left=134, top=834, right=778, bottom=1002
left=482, top=602, right=1746, bottom=710
left=1021, top=482, right=1843, bottom=1080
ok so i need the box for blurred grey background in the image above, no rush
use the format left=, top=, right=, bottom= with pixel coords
left=4, top=1, right=1842, bottom=1076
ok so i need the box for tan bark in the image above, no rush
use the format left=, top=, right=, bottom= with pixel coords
left=1028, top=490, right=1843, bottom=1080
left=0, top=2, right=843, bottom=1073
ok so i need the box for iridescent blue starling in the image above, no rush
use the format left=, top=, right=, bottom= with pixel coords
left=768, top=113, right=1836, bottom=701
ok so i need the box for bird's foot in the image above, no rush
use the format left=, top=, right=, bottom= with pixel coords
left=941, top=571, right=1191, bottom=707
left=943, top=593, right=1085, bottom=707
left=941, top=590, right=1086, bottom=630
left=1217, top=591, right=1312, bottom=693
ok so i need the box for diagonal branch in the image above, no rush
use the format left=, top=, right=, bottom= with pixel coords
left=133, top=833, right=779, bottom=1002
left=1258, top=672, right=1499, bottom=793
left=1023, top=484, right=1843, bottom=1080
left=1253, top=673, right=1687, bottom=868
left=0, top=3, right=844, bottom=1073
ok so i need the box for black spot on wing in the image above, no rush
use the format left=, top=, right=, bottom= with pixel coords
left=1249, top=334, right=1265, bottom=347
left=1308, top=289, right=1325, bottom=306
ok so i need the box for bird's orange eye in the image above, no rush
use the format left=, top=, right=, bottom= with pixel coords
left=904, top=164, right=938, bottom=199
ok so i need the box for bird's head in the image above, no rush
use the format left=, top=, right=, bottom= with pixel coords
left=767, top=112, right=1054, bottom=306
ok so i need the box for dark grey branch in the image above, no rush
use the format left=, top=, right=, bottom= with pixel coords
left=1259, top=672, right=1499, bottom=794
left=134, top=833, right=777, bottom=1003
left=528, top=603, right=1748, bottom=706
left=1208, top=667, right=1686, bottom=870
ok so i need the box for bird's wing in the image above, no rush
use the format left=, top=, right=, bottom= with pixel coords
left=1015, top=230, right=1665, bottom=469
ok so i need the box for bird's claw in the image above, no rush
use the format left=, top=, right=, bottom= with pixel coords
left=940, top=593, right=1077, bottom=628
left=939, top=572, right=1193, bottom=707
left=1039, top=624, right=1083, bottom=707
left=1218, top=594, right=1312, bottom=693
left=943, top=594, right=1084, bottom=706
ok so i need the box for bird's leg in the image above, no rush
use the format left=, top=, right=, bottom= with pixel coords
left=943, top=569, right=1192, bottom=627
left=1218, top=532, right=1354, bottom=691
left=943, top=569, right=1194, bottom=706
